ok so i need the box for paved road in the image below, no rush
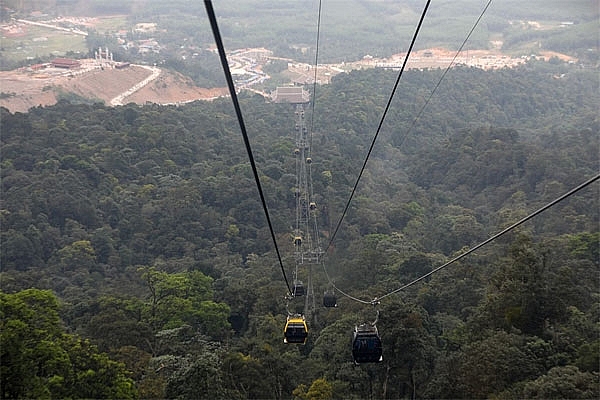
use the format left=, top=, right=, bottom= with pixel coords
left=110, top=65, right=161, bottom=106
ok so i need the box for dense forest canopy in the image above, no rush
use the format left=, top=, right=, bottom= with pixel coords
left=1, top=57, right=598, bottom=398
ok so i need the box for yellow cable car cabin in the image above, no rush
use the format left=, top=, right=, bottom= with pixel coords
left=284, top=315, right=308, bottom=344
left=294, top=236, right=302, bottom=246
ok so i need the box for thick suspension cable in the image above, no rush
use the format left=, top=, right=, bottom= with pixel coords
left=204, top=0, right=292, bottom=295
left=324, top=0, right=432, bottom=255
left=374, top=173, right=599, bottom=302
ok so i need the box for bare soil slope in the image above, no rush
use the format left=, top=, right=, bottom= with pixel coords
left=127, top=72, right=228, bottom=105
left=62, top=66, right=154, bottom=104
left=0, top=66, right=227, bottom=113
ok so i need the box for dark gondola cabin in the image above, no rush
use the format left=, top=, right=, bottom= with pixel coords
left=293, top=281, right=305, bottom=297
left=323, top=291, right=337, bottom=307
left=352, top=324, right=383, bottom=364
left=284, top=316, right=308, bottom=344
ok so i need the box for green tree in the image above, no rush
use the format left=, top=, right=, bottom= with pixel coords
left=81, top=297, right=153, bottom=353
left=0, top=229, right=37, bottom=270
left=0, top=289, right=136, bottom=399
left=1, top=289, right=64, bottom=398
left=221, top=352, right=271, bottom=399
left=306, top=378, right=333, bottom=400
left=454, top=331, right=544, bottom=398
left=378, top=301, right=436, bottom=399
left=55, top=240, right=97, bottom=273
left=163, top=350, right=230, bottom=400
left=138, top=266, right=230, bottom=338
left=145, top=326, right=232, bottom=400
left=522, top=365, right=599, bottom=399
left=479, top=234, right=566, bottom=336
left=576, top=340, right=600, bottom=373
left=52, top=335, right=137, bottom=399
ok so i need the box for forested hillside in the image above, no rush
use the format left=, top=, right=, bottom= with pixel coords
left=1, top=61, right=598, bottom=399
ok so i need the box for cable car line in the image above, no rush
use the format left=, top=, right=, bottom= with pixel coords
left=317, top=0, right=596, bottom=308
left=204, top=0, right=292, bottom=296
left=205, top=0, right=596, bottom=356
left=395, top=0, right=494, bottom=151
left=287, top=0, right=329, bottom=321
left=306, top=1, right=327, bottom=315
left=322, top=0, right=494, bottom=307
left=371, top=173, right=600, bottom=304
left=375, top=172, right=600, bottom=301
left=308, top=0, right=323, bottom=154
left=324, top=0, right=432, bottom=256
left=318, top=0, right=432, bottom=307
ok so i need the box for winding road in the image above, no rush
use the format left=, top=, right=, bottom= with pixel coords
left=110, top=65, right=161, bottom=106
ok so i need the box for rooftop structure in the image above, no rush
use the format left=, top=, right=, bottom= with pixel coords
left=272, top=86, right=309, bottom=104
left=51, top=58, right=81, bottom=69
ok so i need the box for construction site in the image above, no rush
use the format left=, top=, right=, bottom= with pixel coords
left=0, top=45, right=577, bottom=113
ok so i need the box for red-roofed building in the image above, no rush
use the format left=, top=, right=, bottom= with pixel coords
left=51, top=58, right=81, bottom=69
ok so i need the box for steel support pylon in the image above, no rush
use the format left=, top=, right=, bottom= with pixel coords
left=292, top=103, right=322, bottom=321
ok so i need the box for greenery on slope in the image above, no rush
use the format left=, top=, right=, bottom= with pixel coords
left=1, top=61, right=598, bottom=398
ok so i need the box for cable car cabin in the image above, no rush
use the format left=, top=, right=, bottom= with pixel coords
left=284, top=316, right=308, bottom=344
left=323, top=291, right=337, bottom=307
left=352, top=324, right=383, bottom=364
left=293, top=281, right=305, bottom=297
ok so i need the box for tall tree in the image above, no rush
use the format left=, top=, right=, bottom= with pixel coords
left=0, top=289, right=136, bottom=399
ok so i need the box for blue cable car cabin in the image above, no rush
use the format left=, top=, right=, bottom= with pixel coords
left=352, top=324, right=383, bottom=364
left=293, top=281, right=305, bottom=297
left=323, top=291, right=337, bottom=307
left=284, top=316, right=308, bottom=344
